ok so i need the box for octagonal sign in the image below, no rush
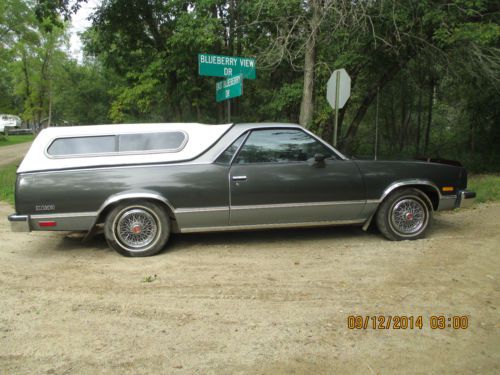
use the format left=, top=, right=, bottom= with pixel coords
left=326, top=69, right=351, bottom=109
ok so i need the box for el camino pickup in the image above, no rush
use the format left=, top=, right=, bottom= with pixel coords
left=8, top=122, right=475, bottom=256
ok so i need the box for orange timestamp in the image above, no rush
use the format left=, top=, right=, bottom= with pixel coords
left=347, top=315, right=469, bottom=330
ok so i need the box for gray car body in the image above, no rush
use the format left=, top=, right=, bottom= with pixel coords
left=9, top=123, right=471, bottom=234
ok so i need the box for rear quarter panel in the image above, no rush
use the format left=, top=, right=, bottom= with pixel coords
left=16, top=163, right=230, bottom=224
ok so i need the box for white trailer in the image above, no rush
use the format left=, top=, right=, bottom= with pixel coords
left=0, top=114, right=21, bottom=133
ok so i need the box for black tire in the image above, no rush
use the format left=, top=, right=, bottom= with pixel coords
left=376, top=188, right=432, bottom=241
left=104, top=200, right=170, bottom=257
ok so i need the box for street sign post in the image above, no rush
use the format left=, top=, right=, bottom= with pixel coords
left=216, top=74, right=243, bottom=102
left=326, top=69, right=351, bottom=147
left=198, top=53, right=256, bottom=123
left=199, top=53, right=256, bottom=79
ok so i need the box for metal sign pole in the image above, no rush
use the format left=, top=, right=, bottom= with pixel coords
left=333, top=70, right=340, bottom=147
left=227, top=99, right=231, bottom=123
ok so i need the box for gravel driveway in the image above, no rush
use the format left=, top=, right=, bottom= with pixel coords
left=0, top=142, right=32, bottom=168
left=0, top=201, right=499, bottom=374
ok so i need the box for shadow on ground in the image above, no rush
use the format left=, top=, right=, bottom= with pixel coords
left=53, top=224, right=377, bottom=256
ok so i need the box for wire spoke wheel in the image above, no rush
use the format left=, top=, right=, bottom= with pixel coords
left=105, top=200, right=170, bottom=257
left=390, top=198, right=426, bottom=235
left=116, top=208, right=158, bottom=249
left=376, top=188, right=432, bottom=241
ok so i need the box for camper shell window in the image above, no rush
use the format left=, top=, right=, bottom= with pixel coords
left=47, top=131, right=187, bottom=157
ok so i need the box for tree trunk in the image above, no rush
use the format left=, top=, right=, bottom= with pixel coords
left=399, top=77, right=407, bottom=152
left=416, top=85, right=423, bottom=156
left=299, top=35, right=316, bottom=127
left=424, top=79, right=435, bottom=155
left=342, top=64, right=402, bottom=152
left=47, top=90, right=52, bottom=127
left=21, top=50, right=31, bottom=103
left=299, top=0, right=320, bottom=128
left=469, top=111, right=475, bottom=153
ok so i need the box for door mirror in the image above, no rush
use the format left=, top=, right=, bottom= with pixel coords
left=314, top=153, right=326, bottom=162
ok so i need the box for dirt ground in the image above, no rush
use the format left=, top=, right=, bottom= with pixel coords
left=0, top=201, right=499, bottom=374
left=0, top=143, right=32, bottom=168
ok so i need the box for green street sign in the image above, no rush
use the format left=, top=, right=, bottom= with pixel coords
left=216, top=74, right=243, bottom=102
left=199, top=53, right=256, bottom=79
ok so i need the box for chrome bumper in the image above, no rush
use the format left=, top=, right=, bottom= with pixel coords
left=438, top=190, right=476, bottom=211
left=8, top=214, right=30, bottom=232
left=457, top=190, right=476, bottom=209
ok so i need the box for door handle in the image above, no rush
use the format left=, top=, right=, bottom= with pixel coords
left=232, top=175, right=247, bottom=181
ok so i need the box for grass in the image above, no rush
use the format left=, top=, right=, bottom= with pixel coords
left=0, top=134, right=35, bottom=147
left=141, top=274, right=158, bottom=283
left=0, top=163, right=17, bottom=205
left=468, top=175, right=500, bottom=204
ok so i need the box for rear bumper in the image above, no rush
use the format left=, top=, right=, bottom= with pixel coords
left=8, top=214, right=30, bottom=232
left=8, top=211, right=96, bottom=232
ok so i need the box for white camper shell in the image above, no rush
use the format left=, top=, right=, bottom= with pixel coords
left=18, top=123, right=232, bottom=173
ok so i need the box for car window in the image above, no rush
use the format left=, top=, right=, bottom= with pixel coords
left=118, top=132, right=186, bottom=152
left=215, top=133, right=247, bottom=164
left=234, top=129, right=335, bottom=164
left=47, top=131, right=187, bottom=157
left=48, top=136, right=116, bottom=156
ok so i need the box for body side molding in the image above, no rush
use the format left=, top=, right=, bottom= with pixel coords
left=180, top=219, right=366, bottom=233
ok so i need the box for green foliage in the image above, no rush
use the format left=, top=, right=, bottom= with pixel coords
left=141, top=274, right=158, bottom=283
left=0, top=134, right=35, bottom=147
left=0, top=0, right=499, bottom=171
left=468, top=175, right=500, bottom=203
left=0, top=164, right=17, bottom=205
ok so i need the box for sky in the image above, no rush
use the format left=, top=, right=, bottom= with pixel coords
left=68, top=0, right=101, bottom=62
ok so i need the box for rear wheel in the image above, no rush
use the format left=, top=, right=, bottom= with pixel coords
left=104, top=200, right=170, bottom=257
left=376, top=188, right=432, bottom=241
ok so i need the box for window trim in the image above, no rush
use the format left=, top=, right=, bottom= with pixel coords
left=45, top=130, right=189, bottom=159
left=231, top=128, right=339, bottom=165
left=214, top=131, right=250, bottom=165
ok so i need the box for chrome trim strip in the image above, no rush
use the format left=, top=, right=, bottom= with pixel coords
left=97, top=192, right=175, bottom=216
left=19, top=161, right=212, bottom=175
left=174, top=206, right=229, bottom=214
left=232, top=175, right=247, bottom=181
left=31, top=212, right=97, bottom=219
left=231, top=200, right=366, bottom=210
left=180, top=219, right=365, bottom=233
left=380, top=179, right=442, bottom=201
left=440, top=195, right=457, bottom=200
left=228, top=131, right=250, bottom=164
left=90, top=192, right=177, bottom=232
left=211, top=125, right=347, bottom=163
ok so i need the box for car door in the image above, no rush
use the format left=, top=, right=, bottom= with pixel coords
left=228, top=128, right=366, bottom=226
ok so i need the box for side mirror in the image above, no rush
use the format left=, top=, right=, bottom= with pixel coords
left=314, top=153, right=326, bottom=162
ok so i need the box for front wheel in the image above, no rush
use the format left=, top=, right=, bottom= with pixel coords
left=104, top=200, right=170, bottom=257
left=376, top=188, right=432, bottom=241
